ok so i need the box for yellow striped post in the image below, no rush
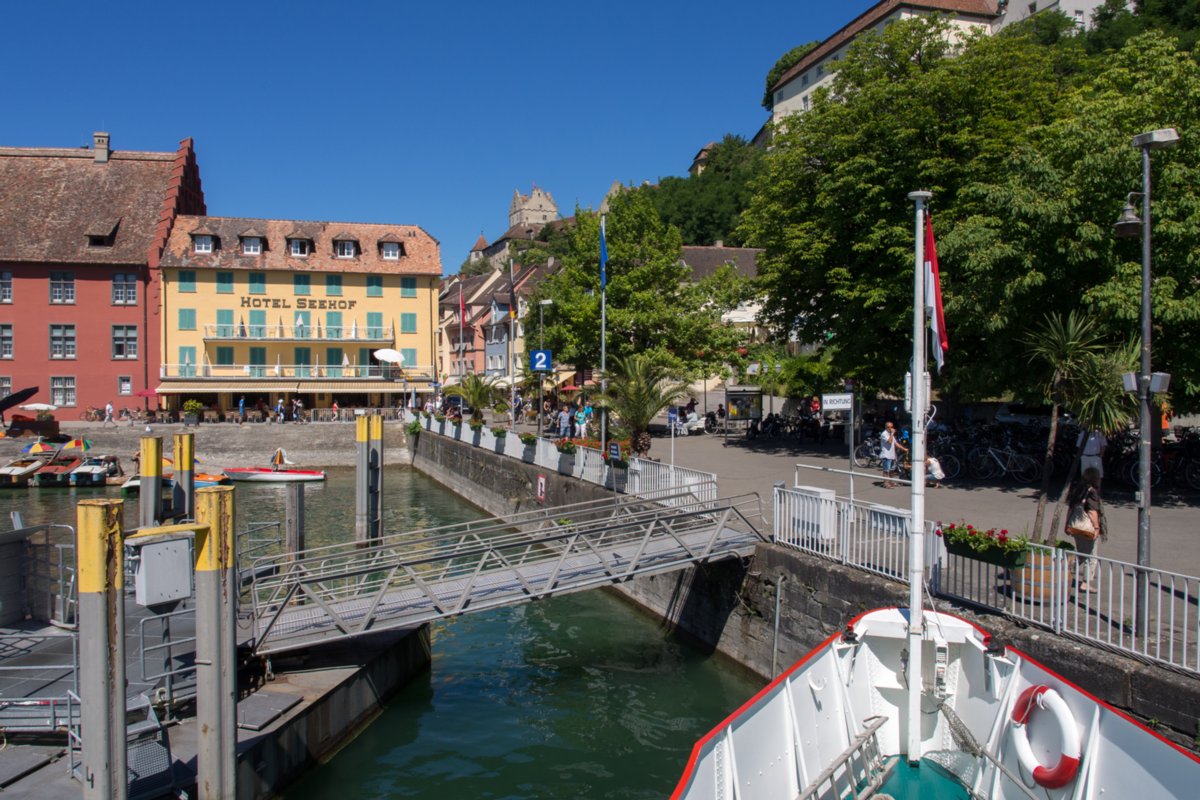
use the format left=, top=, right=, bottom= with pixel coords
left=76, top=499, right=127, bottom=799
left=139, top=435, right=163, bottom=527
left=195, top=486, right=236, bottom=799
left=368, top=413, right=384, bottom=541
left=355, top=415, right=370, bottom=545
left=173, top=432, right=195, bottom=519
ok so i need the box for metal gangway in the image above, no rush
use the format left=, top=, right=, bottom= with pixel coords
left=245, top=491, right=768, bottom=655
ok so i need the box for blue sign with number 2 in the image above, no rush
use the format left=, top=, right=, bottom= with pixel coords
left=531, top=349, right=552, bottom=372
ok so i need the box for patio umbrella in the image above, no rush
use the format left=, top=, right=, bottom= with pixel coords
left=133, top=388, right=158, bottom=398
left=373, top=348, right=405, bottom=364
left=274, top=355, right=282, bottom=377
left=558, top=385, right=580, bottom=393
left=0, top=386, right=39, bottom=415
left=64, top=437, right=92, bottom=452
left=19, top=403, right=58, bottom=411
left=21, top=441, right=56, bottom=454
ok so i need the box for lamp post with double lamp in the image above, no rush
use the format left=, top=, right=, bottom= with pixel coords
left=537, top=298, right=553, bottom=439
left=1112, top=127, right=1179, bottom=616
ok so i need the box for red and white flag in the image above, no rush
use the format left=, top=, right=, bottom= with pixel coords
left=924, top=215, right=949, bottom=372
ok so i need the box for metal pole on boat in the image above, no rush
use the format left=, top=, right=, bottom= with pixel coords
left=195, top=486, right=237, bottom=800
left=76, top=499, right=127, bottom=800
left=906, top=190, right=931, bottom=765
left=140, top=435, right=163, bottom=527
left=173, top=432, right=195, bottom=520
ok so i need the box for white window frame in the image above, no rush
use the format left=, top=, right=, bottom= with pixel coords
left=118, top=376, right=132, bottom=396
left=336, top=240, right=357, bottom=258
left=0, top=324, right=12, bottom=359
left=112, top=273, right=138, bottom=305
left=0, top=376, right=11, bottom=398
left=50, top=324, right=76, bottom=359
left=242, top=237, right=262, bottom=255
left=381, top=242, right=400, bottom=260
left=290, top=239, right=310, bottom=257
left=112, top=325, right=138, bottom=360
left=194, top=235, right=214, bottom=254
left=50, top=376, right=76, bottom=407
left=0, top=271, right=11, bottom=303
left=50, top=272, right=75, bottom=304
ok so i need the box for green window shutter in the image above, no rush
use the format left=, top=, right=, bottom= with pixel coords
left=216, top=272, right=234, bottom=294
left=179, top=346, right=196, bottom=376
left=359, top=348, right=372, bottom=376
left=248, top=310, right=266, bottom=337
left=249, top=347, right=266, bottom=377
left=294, top=347, right=311, bottom=377
left=366, top=312, right=383, bottom=340
left=326, top=275, right=343, bottom=296
left=178, top=270, right=196, bottom=293
left=401, top=348, right=417, bottom=367
left=326, top=347, right=343, bottom=377
left=367, top=275, right=383, bottom=297
left=294, top=274, right=311, bottom=295
left=294, top=310, right=311, bottom=339
left=216, top=309, right=234, bottom=337
left=400, top=313, right=417, bottom=334
left=249, top=272, right=266, bottom=295
left=325, top=311, right=342, bottom=339
left=400, top=277, right=417, bottom=298
left=216, top=346, right=234, bottom=366
left=179, top=308, right=196, bottom=331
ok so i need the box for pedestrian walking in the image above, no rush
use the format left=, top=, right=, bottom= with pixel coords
left=879, top=420, right=907, bottom=488
left=557, top=406, right=571, bottom=439
left=1078, top=429, right=1107, bottom=481
left=238, top=395, right=246, bottom=425
left=275, top=398, right=285, bottom=424
left=103, top=401, right=114, bottom=427
left=1066, top=467, right=1106, bottom=593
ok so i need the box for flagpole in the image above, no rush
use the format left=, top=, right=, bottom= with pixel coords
left=905, top=190, right=931, bottom=765
left=599, top=215, right=608, bottom=459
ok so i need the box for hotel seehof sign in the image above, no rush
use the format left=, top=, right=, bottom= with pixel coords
left=238, top=295, right=360, bottom=310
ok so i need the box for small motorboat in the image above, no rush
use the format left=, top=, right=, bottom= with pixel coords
left=223, top=449, right=325, bottom=483
left=0, top=455, right=50, bottom=487
left=69, top=455, right=122, bottom=486
left=30, top=453, right=83, bottom=487
left=119, top=474, right=172, bottom=494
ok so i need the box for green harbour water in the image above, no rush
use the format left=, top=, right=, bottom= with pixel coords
left=1, top=466, right=763, bottom=799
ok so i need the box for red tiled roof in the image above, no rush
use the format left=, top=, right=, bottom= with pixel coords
left=0, top=142, right=193, bottom=265
left=472, top=234, right=489, bottom=251
left=160, top=216, right=441, bottom=275
left=772, top=0, right=999, bottom=93
left=681, top=245, right=763, bottom=280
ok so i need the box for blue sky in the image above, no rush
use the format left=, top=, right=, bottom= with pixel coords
left=2, top=1, right=873, bottom=273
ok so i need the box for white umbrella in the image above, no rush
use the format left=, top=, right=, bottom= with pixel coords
left=342, top=353, right=350, bottom=367
left=274, top=355, right=282, bottom=376
left=20, top=403, right=58, bottom=412
left=373, top=348, right=405, bottom=364
left=350, top=320, right=358, bottom=338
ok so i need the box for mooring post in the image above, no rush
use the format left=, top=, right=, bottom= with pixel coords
left=285, top=481, right=306, bottom=559
left=172, top=431, right=195, bottom=520
left=369, top=413, right=384, bottom=541
left=76, top=499, right=128, bottom=800
left=355, top=415, right=369, bottom=546
left=195, top=485, right=237, bottom=800
left=140, top=435, right=163, bottom=527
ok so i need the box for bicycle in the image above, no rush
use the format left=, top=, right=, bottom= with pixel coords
left=79, top=406, right=103, bottom=421
left=967, top=445, right=1041, bottom=483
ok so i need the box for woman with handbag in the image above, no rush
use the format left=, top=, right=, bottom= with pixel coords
left=1066, top=467, right=1105, bottom=592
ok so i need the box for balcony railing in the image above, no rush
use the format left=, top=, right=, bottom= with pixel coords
left=202, top=323, right=394, bottom=342
left=160, top=362, right=434, bottom=380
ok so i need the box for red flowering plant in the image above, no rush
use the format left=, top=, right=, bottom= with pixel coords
left=936, top=521, right=1029, bottom=557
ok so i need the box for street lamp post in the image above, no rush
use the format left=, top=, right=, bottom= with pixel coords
left=1113, top=127, right=1179, bottom=627
left=538, top=299, right=553, bottom=439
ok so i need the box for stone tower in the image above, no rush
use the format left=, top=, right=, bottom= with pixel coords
left=509, top=186, right=558, bottom=229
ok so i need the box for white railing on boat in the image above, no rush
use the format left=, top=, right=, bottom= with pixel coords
left=773, top=484, right=1200, bottom=677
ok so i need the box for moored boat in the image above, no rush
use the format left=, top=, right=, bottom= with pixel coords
left=29, top=454, right=83, bottom=487
left=222, top=466, right=326, bottom=483
left=69, top=455, right=123, bottom=486
left=0, top=455, right=49, bottom=487
left=672, top=607, right=1200, bottom=799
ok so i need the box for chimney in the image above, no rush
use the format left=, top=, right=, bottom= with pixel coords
left=93, top=131, right=110, bottom=163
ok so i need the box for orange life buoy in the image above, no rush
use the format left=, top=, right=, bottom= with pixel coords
left=1011, top=685, right=1081, bottom=789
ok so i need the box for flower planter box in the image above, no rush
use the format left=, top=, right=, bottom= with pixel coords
left=557, top=453, right=575, bottom=475
left=1014, top=550, right=1057, bottom=603
left=945, top=538, right=1027, bottom=569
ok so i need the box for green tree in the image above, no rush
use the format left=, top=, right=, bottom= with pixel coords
left=443, top=373, right=502, bottom=426
left=593, top=353, right=690, bottom=457
left=763, top=41, right=820, bottom=108
left=533, top=190, right=747, bottom=382
left=458, top=255, right=494, bottom=278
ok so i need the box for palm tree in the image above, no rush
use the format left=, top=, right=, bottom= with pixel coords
left=443, top=373, right=501, bottom=426
left=593, top=353, right=690, bottom=457
left=1023, top=312, right=1105, bottom=541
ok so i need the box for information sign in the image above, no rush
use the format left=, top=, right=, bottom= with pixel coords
left=530, top=350, right=553, bottom=372
left=822, top=393, right=853, bottom=412
left=609, top=442, right=621, bottom=461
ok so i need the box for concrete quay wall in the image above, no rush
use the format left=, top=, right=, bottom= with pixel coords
left=409, top=429, right=1200, bottom=751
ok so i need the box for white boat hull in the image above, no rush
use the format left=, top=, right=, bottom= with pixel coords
left=673, top=608, right=1200, bottom=799
left=222, top=468, right=326, bottom=483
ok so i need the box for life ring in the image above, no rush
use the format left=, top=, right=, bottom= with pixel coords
left=1011, top=685, right=1081, bottom=789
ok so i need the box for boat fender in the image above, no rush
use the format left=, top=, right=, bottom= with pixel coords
left=1011, top=685, right=1081, bottom=789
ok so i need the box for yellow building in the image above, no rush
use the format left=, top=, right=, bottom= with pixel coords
left=157, top=216, right=441, bottom=413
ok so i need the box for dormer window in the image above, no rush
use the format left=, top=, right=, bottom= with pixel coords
left=335, top=240, right=358, bottom=258
left=289, top=239, right=310, bottom=257
left=86, top=217, right=120, bottom=248
left=193, top=235, right=214, bottom=254
left=381, top=242, right=401, bottom=260
left=242, top=237, right=262, bottom=256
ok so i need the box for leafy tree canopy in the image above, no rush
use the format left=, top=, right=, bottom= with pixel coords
left=530, top=190, right=748, bottom=381
left=763, top=41, right=820, bottom=108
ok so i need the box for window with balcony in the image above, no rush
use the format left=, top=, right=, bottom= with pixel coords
left=50, top=272, right=75, bottom=304
left=193, top=235, right=214, bottom=254
left=242, top=237, right=262, bottom=255
left=366, top=312, right=384, bottom=340
left=178, top=346, right=196, bottom=377
left=400, top=313, right=417, bottom=334
left=248, top=310, right=266, bottom=338
left=294, top=274, right=311, bottom=296
left=326, top=275, right=343, bottom=296
left=326, top=347, right=343, bottom=376
left=381, top=242, right=402, bottom=260
left=294, top=347, right=311, bottom=377
left=179, top=308, right=197, bottom=331
left=249, top=272, right=266, bottom=295
left=178, top=270, right=196, bottom=293
left=0, top=325, right=11, bottom=358
left=216, top=309, right=234, bottom=337
left=216, top=346, right=234, bottom=366
left=289, top=239, right=310, bottom=257
left=294, top=311, right=311, bottom=339
left=249, top=347, right=267, bottom=377
left=400, top=276, right=417, bottom=298
left=111, top=325, right=138, bottom=359
left=118, top=376, right=131, bottom=396
left=50, top=324, right=76, bottom=359
left=335, top=240, right=358, bottom=258
left=50, top=376, right=76, bottom=407
left=112, top=273, right=138, bottom=305
left=325, top=311, right=342, bottom=339
left=216, top=272, right=234, bottom=294
left=401, top=348, right=417, bottom=368
left=366, top=275, right=383, bottom=297
left=1, top=271, right=12, bottom=303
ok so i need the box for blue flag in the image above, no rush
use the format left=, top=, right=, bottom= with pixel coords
left=599, top=215, right=608, bottom=290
